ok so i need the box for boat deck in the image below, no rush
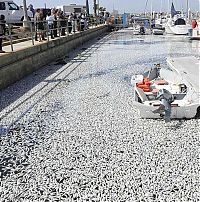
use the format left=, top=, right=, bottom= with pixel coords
left=167, top=56, right=200, bottom=93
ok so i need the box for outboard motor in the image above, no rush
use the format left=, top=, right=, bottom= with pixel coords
left=179, top=84, right=187, bottom=93
left=153, top=89, right=174, bottom=122
left=139, top=26, right=145, bottom=34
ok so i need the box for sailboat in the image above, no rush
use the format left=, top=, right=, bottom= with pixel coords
left=165, top=2, right=190, bottom=35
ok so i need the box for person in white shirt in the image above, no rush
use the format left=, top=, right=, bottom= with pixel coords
left=67, top=14, right=73, bottom=34
left=46, top=12, right=54, bottom=39
left=80, top=14, right=86, bottom=31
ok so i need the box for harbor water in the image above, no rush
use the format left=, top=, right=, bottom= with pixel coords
left=0, top=30, right=199, bottom=201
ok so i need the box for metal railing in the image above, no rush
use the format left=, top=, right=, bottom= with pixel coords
left=1, top=18, right=106, bottom=52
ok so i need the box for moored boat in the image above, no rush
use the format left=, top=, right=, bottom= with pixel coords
left=165, top=17, right=190, bottom=35
left=152, top=25, right=165, bottom=35
left=164, top=2, right=190, bottom=35
left=131, top=57, right=200, bottom=122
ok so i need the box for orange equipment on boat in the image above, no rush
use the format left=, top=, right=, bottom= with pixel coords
left=154, top=79, right=169, bottom=85
left=136, top=77, right=151, bottom=92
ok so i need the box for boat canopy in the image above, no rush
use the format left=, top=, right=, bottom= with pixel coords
left=174, top=18, right=186, bottom=25
left=132, top=16, right=150, bottom=28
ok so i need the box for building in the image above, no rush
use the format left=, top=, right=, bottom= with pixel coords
left=57, top=4, right=86, bottom=15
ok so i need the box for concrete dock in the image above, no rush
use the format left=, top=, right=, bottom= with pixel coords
left=0, top=25, right=108, bottom=90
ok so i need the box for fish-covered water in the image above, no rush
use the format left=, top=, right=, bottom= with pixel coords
left=0, top=30, right=199, bottom=201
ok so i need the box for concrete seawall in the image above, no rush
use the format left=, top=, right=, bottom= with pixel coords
left=0, top=25, right=108, bottom=90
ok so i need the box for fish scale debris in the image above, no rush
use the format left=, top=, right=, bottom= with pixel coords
left=0, top=31, right=199, bottom=201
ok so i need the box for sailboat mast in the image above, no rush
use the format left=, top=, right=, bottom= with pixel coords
left=160, top=0, right=163, bottom=13
left=186, top=0, right=189, bottom=21
left=144, top=0, right=149, bottom=15
left=168, top=0, right=170, bottom=16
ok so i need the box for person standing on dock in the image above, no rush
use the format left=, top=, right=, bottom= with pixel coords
left=52, top=9, right=58, bottom=37
left=72, top=12, right=77, bottom=33
left=28, top=4, right=35, bottom=17
left=80, top=14, right=85, bottom=31
left=46, top=11, right=54, bottom=39
left=34, top=9, right=40, bottom=41
left=58, top=11, right=66, bottom=36
left=191, top=19, right=198, bottom=29
left=67, top=13, right=73, bottom=34
left=0, top=15, right=6, bottom=53
left=34, top=9, right=46, bottom=41
left=35, top=9, right=46, bottom=42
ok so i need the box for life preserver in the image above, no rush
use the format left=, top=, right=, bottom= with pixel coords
left=136, top=77, right=151, bottom=92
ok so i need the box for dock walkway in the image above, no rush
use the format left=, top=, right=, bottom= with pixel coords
left=0, top=25, right=103, bottom=55
left=0, top=25, right=107, bottom=89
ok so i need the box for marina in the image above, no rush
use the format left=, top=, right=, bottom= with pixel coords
left=0, top=28, right=199, bottom=201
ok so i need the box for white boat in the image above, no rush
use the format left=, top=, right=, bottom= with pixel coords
left=155, top=17, right=168, bottom=26
left=131, top=16, right=151, bottom=35
left=131, top=57, right=200, bottom=121
left=165, top=17, right=190, bottom=35
left=152, top=25, right=165, bottom=35
left=164, top=2, right=190, bottom=35
left=132, top=24, right=141, bottom=35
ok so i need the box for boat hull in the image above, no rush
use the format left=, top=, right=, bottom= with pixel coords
left=134, top=101, right=199, bottom=119
left=166, top=25, right=189, bottom=35
left=165, top=18, right=190, bottom=35
left=132, top=57, right=200, bottom=120
left=170, top=25, right=189, bottom=35
left=188, top=28, right=200, bottom=40
left=165, top=25, right=174, bottom=34
left=152, top=28, right=165, bottom=35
